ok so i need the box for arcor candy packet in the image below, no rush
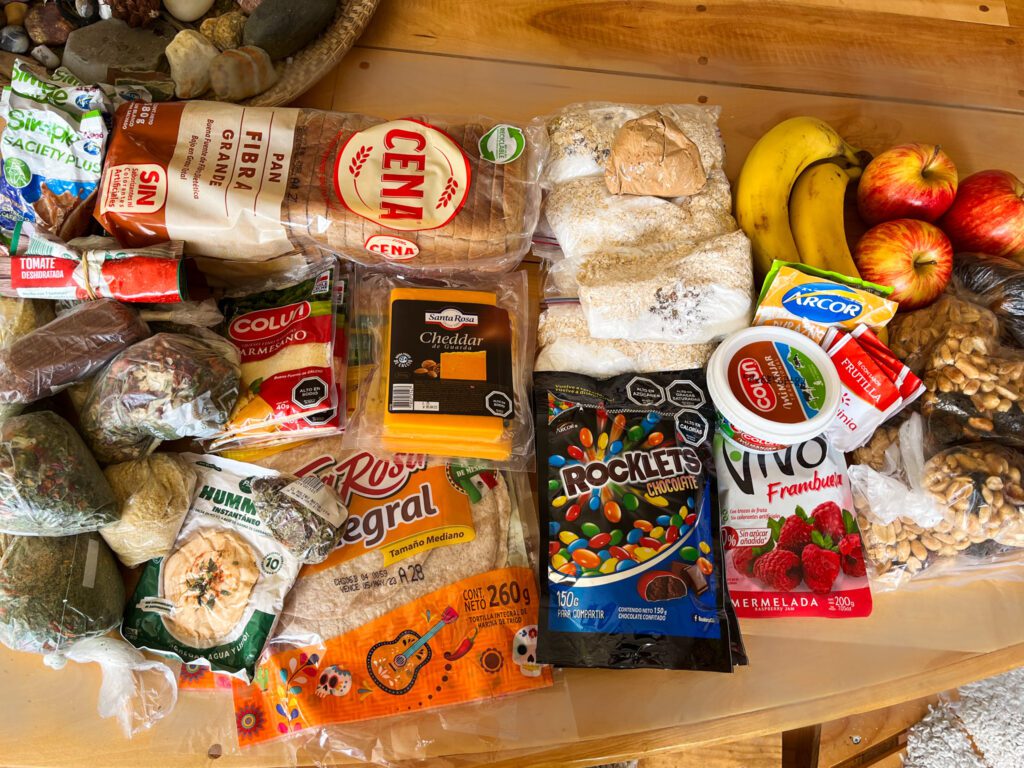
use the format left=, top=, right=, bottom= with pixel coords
left=715, top=434, right=873, bottom=619
left=534, top=370, right=744, bottom=671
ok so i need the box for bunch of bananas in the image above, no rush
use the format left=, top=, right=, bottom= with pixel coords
left=735, top=116, right=866, bottom=284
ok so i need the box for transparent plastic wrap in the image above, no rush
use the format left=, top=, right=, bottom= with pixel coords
left=247, top=474, right=346, bottom=565
left=96, top=101, right=546, bottom=274
left=210, top=259, right=340, bottom=453
left=0, top=298, right=149, bottom=405
left=0, top=296, right=53, bottom=420
left=0, top=532, right=124, bottom=654
left=850, top=415, right=1024, bottom=589
left=44, top=636, right=179, bottom=739
left=535, top=300, right=716, bottom=377
left=228, top=438, right=553, bottom=748
left=80, top=332, right=241, bottom=464
left=0, top=411, right=118, bottom=536
left=100, top=454, right=199, bottom=568
left=344, top=269, right=534, bottom=469
left=952, top=251, right=1024, bottom=348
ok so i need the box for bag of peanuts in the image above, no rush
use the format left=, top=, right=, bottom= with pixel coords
left=95, top=101, right=545, bottom=274
left=849, top=414, right=1024, bottom=589
left=888, top=292, right=1024, bottom=450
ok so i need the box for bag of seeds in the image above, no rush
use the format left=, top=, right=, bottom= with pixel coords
left=0, top=411, right=118, bottom=536
left=533, top=369, right=744, bottom=671
left=0, top=532, right=125, bottom=654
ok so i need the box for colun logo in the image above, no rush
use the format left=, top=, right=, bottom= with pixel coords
left=738, top=357, right=777, bottom=412
left=781, top=283, right=864, bottom=324
left=229, top=301, right=310, bottom=341
left=425, top=308, right=479, bottom=330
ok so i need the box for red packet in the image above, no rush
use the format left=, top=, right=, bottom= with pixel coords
left=849, top=324, right=926, bottom=406
left=823, top=331, right=904, bottom=451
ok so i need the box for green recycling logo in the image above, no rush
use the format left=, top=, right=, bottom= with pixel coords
left=479, top=124, right=526, bottom=165
left=4, top=158, right=31, bottom=189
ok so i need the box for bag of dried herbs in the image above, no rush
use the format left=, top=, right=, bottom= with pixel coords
left=0, top=411, right=119, bottom=536
left=0, top=532, right=125, bottom=654
left=249, top=474, right=347, bottom=564
left=80, top=332, right=241, bottom=464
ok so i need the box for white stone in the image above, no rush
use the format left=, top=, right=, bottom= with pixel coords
left=166, top=29, right=218, bottom=99
left=162, top=0, right=215, bottom=23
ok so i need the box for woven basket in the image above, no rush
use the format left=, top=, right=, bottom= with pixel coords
left=241, top=0, right=380, bottom=106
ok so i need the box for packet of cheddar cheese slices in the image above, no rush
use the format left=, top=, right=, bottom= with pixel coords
left=344, top=269, right=533, bottom=470
left=754, top=261, right=898, bottom=343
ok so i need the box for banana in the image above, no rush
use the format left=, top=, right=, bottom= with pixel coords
left=735, top=116, right=862, bottom=283
left=789, top=161, right=861, bottom=279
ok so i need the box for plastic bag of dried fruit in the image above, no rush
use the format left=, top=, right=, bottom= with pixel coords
left=849, top=414, right=1024, bottom=589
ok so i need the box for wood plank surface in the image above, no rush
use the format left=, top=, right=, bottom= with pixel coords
left=780, top=0, right=1009, bottom=26
left=299, top=47, right=1024, bottom=182
left=636, top=735, right=782, bottom=768
left=357, top=0, right=1024, bottom=111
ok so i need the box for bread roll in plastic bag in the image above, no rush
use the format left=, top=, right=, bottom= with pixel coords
left=0, top=411, right=118, bottom=535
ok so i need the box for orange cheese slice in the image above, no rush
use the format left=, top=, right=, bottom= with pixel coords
left=383, top=287, right=511, bottom=461
left=440, top=351, right=487, bottom=381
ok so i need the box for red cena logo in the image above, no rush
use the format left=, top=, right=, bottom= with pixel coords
left=229, top=301, right=310, bottom=341
left=738, top=357, right=777, bottom=412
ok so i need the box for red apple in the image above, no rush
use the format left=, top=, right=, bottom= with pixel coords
left=856, top=143, right=958, bottom=225
left=939, top=170, right=1024, bottom=260
left=853, top=219, right=953, bottom=310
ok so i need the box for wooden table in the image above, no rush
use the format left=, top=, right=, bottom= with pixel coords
left=4, top=2, right=1024, bottom=766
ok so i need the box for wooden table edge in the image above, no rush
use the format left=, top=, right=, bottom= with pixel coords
left=478, top=641, right=1024, bottom=768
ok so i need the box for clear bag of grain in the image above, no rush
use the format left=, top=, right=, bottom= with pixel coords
left=100, top=454, right=198, bottom=568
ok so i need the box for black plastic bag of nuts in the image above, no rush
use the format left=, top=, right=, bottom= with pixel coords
left=953, top=252, right=1024, bottom=349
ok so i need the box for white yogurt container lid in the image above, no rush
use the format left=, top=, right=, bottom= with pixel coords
left=707, top=326, right=841, bottom=447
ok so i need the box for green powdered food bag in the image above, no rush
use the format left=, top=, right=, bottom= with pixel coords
left=0, top=411, right=119, bottom=535
left=0, top=532, right=125, bottom=653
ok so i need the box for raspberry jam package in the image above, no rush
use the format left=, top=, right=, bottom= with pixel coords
left=715, top=434, right=873, bottom=618
left=534, top=370, right=744, bottom=671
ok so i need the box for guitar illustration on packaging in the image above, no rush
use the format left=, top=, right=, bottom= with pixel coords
left=367, top=607, right=459, bottom=695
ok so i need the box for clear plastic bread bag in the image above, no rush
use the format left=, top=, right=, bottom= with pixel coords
left=343, top=268, right=534, bottom=470
left=97, top=102, right=547, bottom=275
left=80, top=332, right=241, bottom=464
left=849, top=414, right=1024, bottom=589
left=0, top=411, right=119, bottom=535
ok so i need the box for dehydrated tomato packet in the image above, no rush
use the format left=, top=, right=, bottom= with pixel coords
left=534, top=369, right=746, bottom=671
left=715, top=434, right=873, bottom=619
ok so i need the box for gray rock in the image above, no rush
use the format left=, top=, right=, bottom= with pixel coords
left=243, top=0, right=336, bottom=60
left=62, top=18, right=173, bottom=84
left=0, top=24, right=28, bottom=54
left=31, top=44, right=60, bottom=69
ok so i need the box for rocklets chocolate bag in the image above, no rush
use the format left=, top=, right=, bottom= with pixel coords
left=534, top=370, right=743, bottom=671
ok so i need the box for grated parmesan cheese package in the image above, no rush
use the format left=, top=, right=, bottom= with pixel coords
left=209, top=257, right=340, bottom=452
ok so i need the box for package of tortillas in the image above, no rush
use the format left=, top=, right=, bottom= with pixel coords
left=120, top=454, right=347, bottom=680
left=226, top=438, right=552, bottom=746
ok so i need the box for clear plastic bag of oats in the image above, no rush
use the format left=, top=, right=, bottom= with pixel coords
left=849, top=414, right=1024, bottom=590
left=96, top=102, right=546, bottom=274
left=343, top=268, right=534, bottom=470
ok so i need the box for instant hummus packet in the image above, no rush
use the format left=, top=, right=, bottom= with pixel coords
left=121, top=454, right=346, bottom=679
left=226, top=439, right=551, bottom=744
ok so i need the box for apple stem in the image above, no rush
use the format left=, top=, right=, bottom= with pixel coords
left=925, top=144, right=942, bottom=173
